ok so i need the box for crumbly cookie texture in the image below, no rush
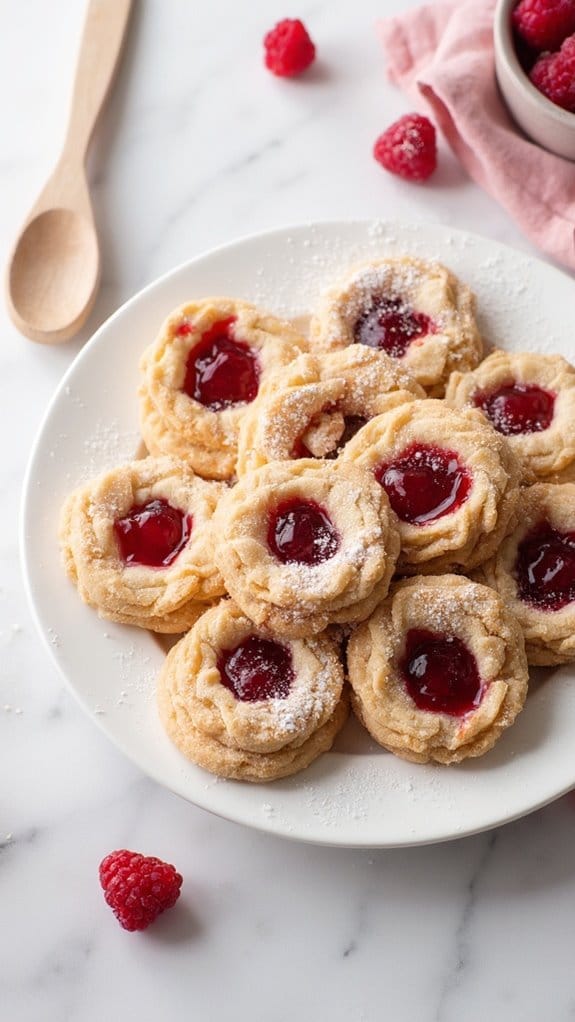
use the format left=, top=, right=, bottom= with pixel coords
left=445, top=350, right=575, bottom=483
left=339, top=398, right=521, bottom=574
left=139, top=298, right=307, bottom=481
left=60, top=456, right=226, bottom=633
left=213, top=459, right=400, bottom=638
left=347, top=575, right=529, bottom=765
left=236, top=346, right=425, bottom=476
left=157, top=600, right=349, bottom=782
left=477, top=483, right=575, bottom=665
left=309, top=257, right=483, bottom=396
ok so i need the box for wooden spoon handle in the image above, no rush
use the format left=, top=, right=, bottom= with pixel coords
left=62, top=0, right=133, bottom=164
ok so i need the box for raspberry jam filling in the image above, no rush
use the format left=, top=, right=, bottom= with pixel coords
left=218, top=636, right=294, bottom=702
left=114, top=499, right=192, bottom=568
left=292, top=414, right=368, bottom=460
left=474, top=383, right=556, bottom=436
left=182, top=316, right=260, bottom=411
left=400, top=628, right=484, bottom=716
left=267, top=498, right=340, bottom=565
left=515, top=521, right=575, bottom=611
left=353, top=296, right=435, bottom=358
left=375, top=443, right=472, bottom=525
left=326, top=415, right=368, bottom=457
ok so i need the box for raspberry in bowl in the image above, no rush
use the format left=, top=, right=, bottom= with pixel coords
left=494, top=0, right=575, bottom=159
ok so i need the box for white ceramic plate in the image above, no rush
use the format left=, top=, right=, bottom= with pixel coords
left=22, top=220, right=575, bottom=847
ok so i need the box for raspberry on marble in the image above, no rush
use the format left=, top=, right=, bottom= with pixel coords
left=99, top=849, right=183, bottom=931
left=263, top=18, right=316, bottom=78
left=373, top=114, right=437, bottom=183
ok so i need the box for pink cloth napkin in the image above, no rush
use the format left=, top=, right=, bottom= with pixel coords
left=379, top=0, right=575, bottom=272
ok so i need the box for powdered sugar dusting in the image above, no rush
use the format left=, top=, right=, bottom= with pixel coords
left=281, top=557, right=342, bottom=599
left=269, top=665, right=334, bottom=736
left=406, top=581, right=484, bottom=636
left=298, top=759, right=428, bottom=826
left=84, top=633, right=158, bottom=722
left=262, top=385, right=329, bottom=458
left=82, top=419, right=142, bottom=478
left=251, top=222, right=566, bottom=362
left=276, top=503, right=382, bottom=600
left=258, top=352, right=417, bottom=462
left=322, top=260, right=446, bottom=347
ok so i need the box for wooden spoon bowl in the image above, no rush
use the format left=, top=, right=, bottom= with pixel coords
left=7, top=207, right=100, bottom=344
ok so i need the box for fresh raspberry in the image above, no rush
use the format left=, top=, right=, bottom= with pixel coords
left=99, top=850, right=183, bottom=931
left=263, top=18, right=316, bottom=77
left=373, top=114, right=437, bottom=182
left=530, top=33, right=575, bottom=110
left=512, top=0, right=575, bottom=52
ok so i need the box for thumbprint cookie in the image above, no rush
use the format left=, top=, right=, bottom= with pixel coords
left=236, top=345, right=425, bottom=476
left=347, top=575, right=528, bottom=764
left=445, top=350, right=575, bottom=483
left=139, top=298, right=306, bottom=481
left=157, top=600, right=349, bottom=782
left=60, top=456, right=225, bottom=633
left=478, top=483, right=575, bottom=665
left=213, top=460, right=400, bottom=638
left=339, top=399, right=521, bottom=574
left=310, top=257, right=482, bottom=396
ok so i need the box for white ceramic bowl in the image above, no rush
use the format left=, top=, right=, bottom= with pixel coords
left=494, top=0, right=575, bottom=160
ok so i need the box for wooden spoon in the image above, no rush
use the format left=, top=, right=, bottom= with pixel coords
left=5, top=0, right=132, bottom=344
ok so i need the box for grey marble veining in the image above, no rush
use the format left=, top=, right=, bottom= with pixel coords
left=2, top=0, right=575, bottom=1019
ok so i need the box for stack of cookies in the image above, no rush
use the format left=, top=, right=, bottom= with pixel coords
left=61, top=257, right=575, bottom=781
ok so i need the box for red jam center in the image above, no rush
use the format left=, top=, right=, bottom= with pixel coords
left=353, top=297, right=435, bottom=358
left=267, top=498, right=340, bottom=565
left=327, top=415, right=368, bottom=457
left=474, top=383, right=555, bottom=436
left=292, top=414, right=368, bottom=460
left=515, top=521, right=575, bottom=611
left=182, top=317, right=260, bottom=411
left=375, top=443, right=472, bottom=525
left=114, top=499, right=191, bottom=567
left=400, top=629, right=484, bottom=716
left=218, top=636, right=294, bottom=702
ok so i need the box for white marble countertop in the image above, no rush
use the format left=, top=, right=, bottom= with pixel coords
left=3, top=1, right=575, bottom=1018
